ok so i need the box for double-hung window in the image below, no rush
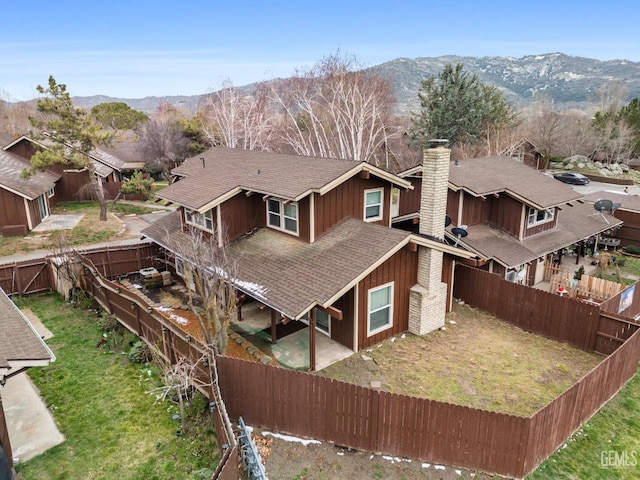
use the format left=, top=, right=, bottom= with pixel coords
left=364, top=188, right=384, bottom=222
left=367, top=282, right=394, bottom=336
left=267, top=198, right=298, bottom=235
left=185, top=208, right=214, bottom=232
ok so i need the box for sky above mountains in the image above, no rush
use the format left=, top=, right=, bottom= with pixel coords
left=2, top=0, right=638, bottom=101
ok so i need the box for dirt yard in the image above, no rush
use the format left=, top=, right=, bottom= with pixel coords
left=257, top=303, right=603, bottom=478
left=320, top=302, right=602, bottom=417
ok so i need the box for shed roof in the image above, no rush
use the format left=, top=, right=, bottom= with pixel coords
left=142, top=211, right=414, bottom=319
left=157, top=147, right=412, bottom=212
left=0, top=288, right=55, bottom=382
left=449, top=201, right=621, bottom=268
left=0, top=150, right=60, bottom=200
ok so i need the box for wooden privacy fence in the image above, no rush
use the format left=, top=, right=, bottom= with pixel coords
left=0, top=243, right=160, bottom=296
left=217, top=326, right=640, bottom=479
left=79, top=257, right=239, bottom=480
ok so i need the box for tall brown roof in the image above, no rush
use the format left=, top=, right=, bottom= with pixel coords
left=450, top=201, right=622, bottom=268
left=0, top=150, right=60, bottom=200
left=141, top=212, right=413, bottom=319
left=448, top=156, right=583, bottom=209
left=0, top=288, right=55, bottom=382
left=157, top=147, right=412, bottom=212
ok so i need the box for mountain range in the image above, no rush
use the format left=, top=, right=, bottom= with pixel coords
left=72, top=53, right=640, bottom=116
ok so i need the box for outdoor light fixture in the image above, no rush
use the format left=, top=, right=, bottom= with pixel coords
left=209, top=401, right=217, bottom=413
left=115, top=287, right=120, bottom=293
left=130, top=302, right=136, bottom=310
left=161, top=325, right=167, bottom=332
left=185, top=334, right=191, bottom=343
left=147, top=307, right=153, bottom=314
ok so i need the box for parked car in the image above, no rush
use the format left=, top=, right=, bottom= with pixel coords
left=553, top=172, right=590, bottom=185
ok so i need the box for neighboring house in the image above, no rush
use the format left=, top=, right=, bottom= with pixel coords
left=396, top=156, right=621, bottom=286
left=141, top=146, right=474, bottom=368
left=582, top=191, right=640, bottom=248
left=498, top=138, right=546, bottom=170
left=2, top=135, right=144, bottom=201
left=0, top=149, right=60, bottom=236
left=0, top=288, right=55, bottom=474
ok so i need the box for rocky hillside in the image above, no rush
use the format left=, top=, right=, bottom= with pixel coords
left=72, top=53, right=640, bottom=116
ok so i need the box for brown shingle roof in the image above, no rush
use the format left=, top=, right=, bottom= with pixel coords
left=141, top=212, right=412, bottom=319
left=448, top=156, right=583, bottom=209
left=450, top=201, right=622, bottom=268
left=157, top=147, right=411, bottom=212
left=0, top=288, right=54, bottom=379
left=0, top=150, right=60, bottom=200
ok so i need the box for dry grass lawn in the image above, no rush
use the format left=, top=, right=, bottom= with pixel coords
left=320, top=303, right=603, bottom=416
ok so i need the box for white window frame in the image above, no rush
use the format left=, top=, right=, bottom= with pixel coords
left=527, top=207, right=554, bottom=227
left=367, top=281, right=394, bottom=336
left=185, top=208, right=214, bottom=232
left=390, top=187, right=400, bottom=218
left=267, top=198, right=299, bottom=236
left=364, top=188, right=384, bottom=222
left=47, top=187, right=55, bottom=198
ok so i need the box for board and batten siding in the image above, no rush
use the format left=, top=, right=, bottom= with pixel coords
left=314, top=176, right=390, bottom=238
left=356, top=245, right=418, bottom=350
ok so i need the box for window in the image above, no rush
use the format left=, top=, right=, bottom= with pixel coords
left=267, top=198, right=298, bottom=235
left=390, top=187, right=400, bottom=218
left=364, top=188, right=384, bottom=222
left=47, top=187, right=55, bottom=198
left=185, top=208, right=214, bottom=231
left=367, top=282, right=394, bottom=336
left=527, top=207, right=554, bottom=227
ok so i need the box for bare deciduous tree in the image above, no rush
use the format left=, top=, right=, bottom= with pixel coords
left=136, top=102, right=191, bottom=178
left=199, top=80, right=273, bottom=150
left=270, top=52, right=396, bottom=167
left=172, top=226, right=238, bottom=355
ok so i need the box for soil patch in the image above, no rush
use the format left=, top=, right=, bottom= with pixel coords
left=319, top=302, right=602, bottom=416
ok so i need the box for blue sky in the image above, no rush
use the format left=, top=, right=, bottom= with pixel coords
left=2, top=0, right=638, bottom=100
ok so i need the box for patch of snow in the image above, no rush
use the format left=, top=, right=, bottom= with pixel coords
left=234, top=279, right=268, bottom=300
left=337, top=451, right=344, bottom=456
left=456, top=469, right=462, bottom=475
left=169, top=313, right=189, bottom=325
left=401, top=334, right=406, bottom=339
left=422, top=463, right=431, bottom=468
left=156, top=306, right=172, bottom=312
left=369, top=454, right=374, bottom=460
left=391, top=337, right=396, bottom=342
left=435, top=465, right=445, bottom=470
left=261, top=430, right=321, bottom=446
left=449, top=320, right=457, bottom=324
left=132, top=283, right=143, bottom=289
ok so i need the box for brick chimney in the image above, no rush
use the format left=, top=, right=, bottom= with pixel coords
left=408, top=140, right=450, bottom=335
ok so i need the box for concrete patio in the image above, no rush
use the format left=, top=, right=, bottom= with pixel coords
left=232, top=300, right=354, bottom=371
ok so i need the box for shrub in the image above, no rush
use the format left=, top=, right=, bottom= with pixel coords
left=120, top=171, right=154, bottom=200
left=623, top=245, right=640, bottom=255
left=128, top=340, right=151, bottom=363
left=185, top=391, right=209, bottom=419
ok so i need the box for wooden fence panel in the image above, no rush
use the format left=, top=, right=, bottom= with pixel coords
left=454, top=265, right=601, bottom=352
left=0, top=260, right=52, bottom=296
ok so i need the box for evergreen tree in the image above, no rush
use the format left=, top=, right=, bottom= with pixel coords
left=24, top=76, right=112, bottom=220
left=408, top=63, right=517, bottom=149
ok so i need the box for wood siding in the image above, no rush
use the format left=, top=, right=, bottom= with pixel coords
left=0, top=188, right=28, bottom=228
left=220, top=193, right=265, bottom=242
left=329, top=287, right=355, bottom=349
left=489, top=195, right=523, bottom=237
left=357, top=245, right=417, bottom=350
left=397, top=175, right=421, bottom=217
left=446, top=189, right=460, bottom=225
left=523, top=207, right=559, bottom=238
left=315, top=177, right=390, bottom=238
left=457, top=194, right=491, bottom=227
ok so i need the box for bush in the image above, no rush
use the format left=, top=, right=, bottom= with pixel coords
left=185, top=391, right=209, bottom=419
left=624, top=245, right=640, bottom=255
left=120, top=171, right=154, bottom=200
left=128, top=340, right=151, bottom=363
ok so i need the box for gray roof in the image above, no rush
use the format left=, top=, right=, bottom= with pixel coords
left=448, top=156, right=583, bottom=209
left=0, top=150, right=60, bottom=200
left=157, top=147, right=411, bottom=212
left=141, top=211, right=413, bottom=319
left=450, top=201, right=622, bottom=268
left=0, top=288, right=55, bottom=380
left=582, top=190, right=640, bottom=214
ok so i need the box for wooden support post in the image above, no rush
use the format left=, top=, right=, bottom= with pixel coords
left=309, top=309, right=316, bottom=372
left=270, top=309, right=277, bottom=345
